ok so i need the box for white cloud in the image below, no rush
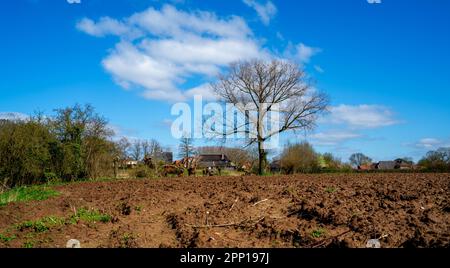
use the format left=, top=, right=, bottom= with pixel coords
left=76, top=17, right=140, bottom=38
left=276, top=32, right=284, bottom=40
left=102, top=41, right=186, bottom=102
left=67, top=0, right=81, bottom=4
left=283, top=42, right=321, bottom=65
left=184, top=84, right=219, bottom=101
left=414, top=138, right=449, bottom=150
left=326, top=104, right=399, bottom=129
left=161, top=119, right=174, bottom=128
left=0, top=112, right=29, bottom=121
left=310, top=130, right=362, bottom=146
left=77, top=5, right=267, bottom=102
left=108, top=123, right=140, bottom=141
left=314, top=65, right=324, bottom=73
left=296, top=43, right=321, bottom=64
left=129, top=5, right=252, bottom=39
left=243, top=0, right=277, bottom=25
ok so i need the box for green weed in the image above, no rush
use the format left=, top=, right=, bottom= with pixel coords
left=0, top=233, right=16, bottom=243
left=23, top=241, right=34, bottom=248
left=0, top=186, right=59, bottom=206
left=70, top=208, right=112, bottom=224
left=16, top=216, right=65, bottom=233
left=311, top=228, right=326, bottom=238
left=325, top=187, right=337, bottom=193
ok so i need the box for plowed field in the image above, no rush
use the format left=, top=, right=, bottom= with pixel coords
left=1, top=173, right=449, bottom=248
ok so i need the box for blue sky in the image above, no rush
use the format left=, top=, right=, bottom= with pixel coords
left=1, top=0, right=449, bottom=161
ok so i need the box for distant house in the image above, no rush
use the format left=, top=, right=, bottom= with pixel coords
left=156, top=152, right=173, bottom=164
left=377, top=161, right=397, bottom=170
left=197, top=154, right=233, bottom=169
left=123, top=159, right=139, bottom=169
left=372, top=159, right=414, bottom=170
left=269, top=160, right=281, bottom=173
left=144, top=152, right=173, bottom=165
left=357, top=163, right=376, bottom=171
left=394, top=158, right=415, bottom=170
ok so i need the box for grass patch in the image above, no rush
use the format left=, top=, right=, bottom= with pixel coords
left=23, top=241, right=34, bottom=248
left=14, top=208, right=111, bottom=235
left=325, top=187, right=337, bottom=193
left=220, top=170, right=245, bottom=177
left=311, top=228, right=326, bottom=239
left=16, top=216, right=65, bottom=233
left=120, top=233, right=136, bottom=248
left=0, top=186, right=59, bottom=206
left=70, top=208, right=112, bottom=224
left=0, top=233, right=16, bottom=243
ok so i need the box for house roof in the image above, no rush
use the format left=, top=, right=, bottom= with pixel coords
left=395, top=158, right=414, bottom=165
left=270, top=160, right=281, bottom=168
left=154, top=152, right=173, bottom=162
left=198, top=154, right=230, bottom=162
left=378, top=161, right=397, bottom=170
left=358, top=164, right=373, bottom=170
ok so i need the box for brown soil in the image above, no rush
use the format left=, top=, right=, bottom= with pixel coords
left=0, top=173, right=449, bottom=248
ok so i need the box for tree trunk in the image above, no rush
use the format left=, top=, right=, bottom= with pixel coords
left=258, top=140, right=266, bottom=175
left=113, top=159, right=118, bottom=179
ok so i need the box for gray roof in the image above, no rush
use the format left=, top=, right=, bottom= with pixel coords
left=155, top=152, right=173, bottom=163
left=197, top=154, right=231, bottom=168
left=377, top=161, right=397, bottom=170
left=198, top=154, right=230, bottom=162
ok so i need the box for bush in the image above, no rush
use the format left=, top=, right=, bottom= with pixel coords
left=321, top=153, right=342, bottom=170
left=418, top=148, right=450, bottom=172
left=133, top=166, right=154, bottom=178
left=0, top=120, right=54, bottom=187
left=43, top=172, right=59, bottom=184
left=280, top=142, right=321, bottom=174
left=0, top=104, right=118, bottom=188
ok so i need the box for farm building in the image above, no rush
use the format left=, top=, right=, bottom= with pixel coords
left=362, top=159, right=415, bottom=171
left=376, top=159, right=414, bottom=170
left=377, top=161, right=397, bottom=170
left=197, top=154, right=233, bottom=169
left=155, top=152, right=173, bottom=164
left=122, top=159, right=139, bottom=169
left=357, top=163, right=378, bottom=170
left=394, top=158, right=415, bottom=170
left=269, top=160, right=281, bottom=173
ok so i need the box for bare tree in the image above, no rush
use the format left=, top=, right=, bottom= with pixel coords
left=135, top=139, right=164, bottom=159
left=178, top=135, right=196, bottom=159
left=212, top=59, right=329, bottom=175
left=141, top=140, right=150, bottom=158
left=349, top=153, right=372, bottom=167
left=115, top=137, right=131, bottom=159
left=149, top=139, right=163, bottom=157
left=131, top=140, right=142, bottom=161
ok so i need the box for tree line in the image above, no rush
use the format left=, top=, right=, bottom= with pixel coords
left=116, top=137, right=166, bottom=162
left=276, top=142, right=351, bottom=174
left=418, top=148, right=450, bottom=172
left=1, top=103, right=448, bottom=189
left=0, top=104, right=120, bottom=189
left=274, top=142, right=450, bottom=174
